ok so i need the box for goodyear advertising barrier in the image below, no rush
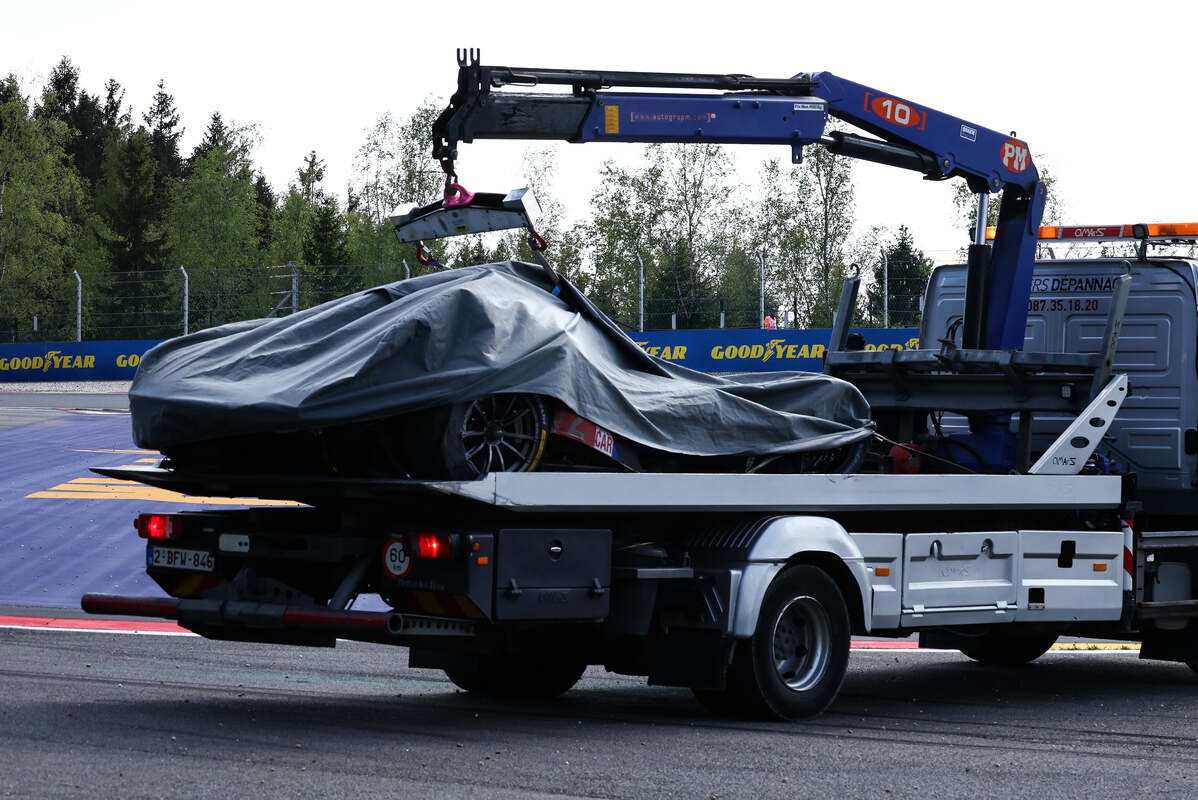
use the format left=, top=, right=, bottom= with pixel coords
left=634, top=328, right=920, bottom=372
left=0, top=340, right=160, bottom=382
left=0, top=329, right=921, bottom=383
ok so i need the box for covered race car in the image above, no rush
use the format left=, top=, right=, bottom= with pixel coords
left=130, top=260, right=874, bottom=479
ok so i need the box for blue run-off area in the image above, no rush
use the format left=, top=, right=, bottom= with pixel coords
left=0, top=328, right=921, bottom=383
left=0, top=415, right=169, bottom=608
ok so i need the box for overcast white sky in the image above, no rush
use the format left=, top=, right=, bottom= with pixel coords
left=5, top=0, right=1197, bottom=261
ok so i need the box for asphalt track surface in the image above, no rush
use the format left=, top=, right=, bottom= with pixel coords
left=1, top=392, right=1196, bottom=797
left=1, top=629, right=1195, bottom=799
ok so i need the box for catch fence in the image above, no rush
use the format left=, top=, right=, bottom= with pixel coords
left=2, top=260, right=925, bottom=343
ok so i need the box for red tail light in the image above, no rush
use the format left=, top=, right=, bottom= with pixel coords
left=136, top=513, right=183, bottom=540
left=416, top=533, right=456, bottom=559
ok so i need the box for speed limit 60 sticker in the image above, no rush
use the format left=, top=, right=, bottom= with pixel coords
left=383, top=537, right=412, bottom=578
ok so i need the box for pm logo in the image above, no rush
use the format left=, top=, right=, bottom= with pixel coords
left=1001, top=139, right=1029, bottom=173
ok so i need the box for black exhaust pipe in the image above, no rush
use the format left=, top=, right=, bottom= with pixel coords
left=81, top=593, right=404, bottom=643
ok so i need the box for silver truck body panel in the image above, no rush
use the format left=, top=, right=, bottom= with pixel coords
left=421, top=472, right=1122, bottom=512
left=846, top=528, right=1124, bottom=631
left=726, top=516, right=871, bottom=636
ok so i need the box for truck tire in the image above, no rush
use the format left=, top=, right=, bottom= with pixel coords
left=958, top=630, right=1058, bottom=665
left=444, top=654, right=585, bottom=699
left=711, top=564, right=851, bottom=721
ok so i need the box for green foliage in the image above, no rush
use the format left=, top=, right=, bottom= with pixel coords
left=0, top=74, right=102, bottom=340
left=164, top=119, right=261, bottom=329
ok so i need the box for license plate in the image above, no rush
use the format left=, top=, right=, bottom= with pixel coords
left=147, top=546, right=214, bottom=572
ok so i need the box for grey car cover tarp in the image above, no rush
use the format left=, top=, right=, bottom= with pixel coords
left=130, top=261, right=873, bottom=457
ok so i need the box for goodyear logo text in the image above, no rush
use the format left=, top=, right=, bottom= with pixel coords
left=0, top=351, right=97, bottom=372
left=0, top=339, right=162, bottom=382
left=632, top=329, right=921, bottom=373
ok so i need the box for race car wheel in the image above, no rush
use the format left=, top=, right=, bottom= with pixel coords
left=455, top=394, right=549, bottom=478
left=401, top=394, right=549, bottom=479
left=717, top=565, right=851, bottom=721
left=958, top=630, right=1058, bottom=665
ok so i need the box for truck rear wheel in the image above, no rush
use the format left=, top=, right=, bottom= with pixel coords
left=444, top=654, right=586, bottom=699
left=708, top=564, right=851, bottom=721
left=958, top=630, right=1058, bottom=665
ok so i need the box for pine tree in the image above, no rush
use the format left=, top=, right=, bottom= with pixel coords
left=303, top=195, right=347, bottom=266
left=303, top=195, right=351, bottom=303
left=143, top=80, right=183, bottom=201
left=68, top=88, right=107, bottom=187
left=296, top=150, right=325, bottom=203
left=252, top=173, right=275, bottom=256
left=864, top=225, right=933, bottom=327
left=102, top=79, right=127, bottom=129
left=186, top=112, right=229, bottom=173
left=96, top=126, right=160, bottom=273
left=36, top=57, right=79, bottom=124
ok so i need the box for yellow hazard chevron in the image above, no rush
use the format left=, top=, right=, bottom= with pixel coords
left=27, top=465, right=304, bottom=507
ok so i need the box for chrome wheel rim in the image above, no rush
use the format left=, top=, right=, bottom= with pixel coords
left=770, top=595, right=831, bottom=692
left=460, top=395, right=544, bottom=477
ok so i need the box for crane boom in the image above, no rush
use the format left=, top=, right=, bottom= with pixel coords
left=423, top=50, right=1046, bottom=352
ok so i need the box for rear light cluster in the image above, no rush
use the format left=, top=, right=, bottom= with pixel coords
left=135, top=513, right=184, bottom=540
left=415, top=532, right=459, bottom=560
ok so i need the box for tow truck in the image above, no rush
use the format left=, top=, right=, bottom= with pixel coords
left=81, top=52, right=1197, bottom=720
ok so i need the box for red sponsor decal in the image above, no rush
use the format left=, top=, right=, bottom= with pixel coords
left=1001, top=139, right=1030, bottom=173
left=551, top=410, right=616, bottom=458
left=866, top=94, right=925, bottom=129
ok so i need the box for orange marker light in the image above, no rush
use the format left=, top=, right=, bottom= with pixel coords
left=875, top=566, right=891, bottom=577
left=1093, top=563, right=1108, bottom=572
left=477, top=557, right=490, bottom=566
left=984, top=222, right=1198, bottom=241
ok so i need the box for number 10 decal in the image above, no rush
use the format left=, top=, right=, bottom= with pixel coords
left=864, top=93, right=926, bottom=130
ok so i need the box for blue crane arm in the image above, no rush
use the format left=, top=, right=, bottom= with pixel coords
left=429, top=54, right=1046, bottom=350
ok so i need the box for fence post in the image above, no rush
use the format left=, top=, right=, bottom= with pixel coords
left=670, top=312, right=676, bottom=330
left=719, top=298, right=725, bottom=329
left=180, top=266, right=189, bottom=335
left=758, top=250, right=765, bottom=329
left=637, top=253, right=645, bottom=332
left=881, top=248, right=889, bottom=328
left=289, top=261, right=298, bottom=314
left=72, top=270, right=81, bottom=342
left=402, top=259, right=411, bottom=280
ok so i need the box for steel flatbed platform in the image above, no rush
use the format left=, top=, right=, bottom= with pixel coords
left=93, top=467, right=1122, bottom=512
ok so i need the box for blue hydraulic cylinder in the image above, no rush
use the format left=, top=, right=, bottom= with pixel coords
left=578, top=93, right=828, bottom=160
left=985, top=183, right=1046, bottom=349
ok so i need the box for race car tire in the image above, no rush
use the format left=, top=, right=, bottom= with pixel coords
left=402, top=393, right=549, bottom=479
